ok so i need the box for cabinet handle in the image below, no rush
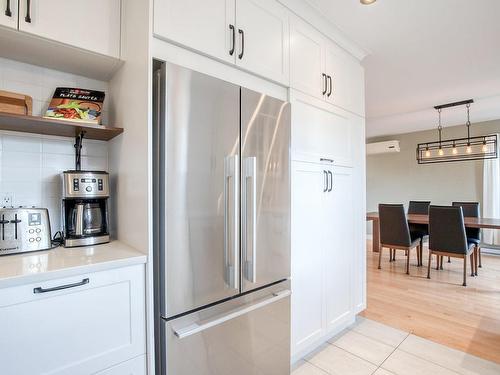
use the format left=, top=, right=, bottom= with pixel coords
left=5, top=0, right=12, bottom=17
left=322, top=73, right=327, bottom=95
left=33, top=278, right=89, bottom=294
left=327, top=75, right=333, bottom=97
left=238, top=29, right=245, bottom=59
left=328, top=171, right=333, bottom=192
left=229, top=24, right=235, bottom=56
left=323, top=170, right=328, bottom=192
left=25, top=0, right=31, bottom=23
left=320, top=158, right=334, bottom=163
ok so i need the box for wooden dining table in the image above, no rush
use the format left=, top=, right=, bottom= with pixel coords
left=366, top=211, right=500, bottom=253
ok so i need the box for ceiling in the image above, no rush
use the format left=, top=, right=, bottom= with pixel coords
left=305, top=0, right=500, bottom=138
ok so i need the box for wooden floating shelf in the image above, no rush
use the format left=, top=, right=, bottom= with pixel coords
left=0, top=112, right=123, bottom=141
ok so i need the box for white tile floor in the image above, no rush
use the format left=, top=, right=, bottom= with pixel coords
left=293, top=317, right=500, bottom=375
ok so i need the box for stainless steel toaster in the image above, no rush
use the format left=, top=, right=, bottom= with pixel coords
left=0, top=207, right=52, bottom=256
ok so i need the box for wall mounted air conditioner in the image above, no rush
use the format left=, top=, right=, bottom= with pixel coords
left=366, top=140, right=400, bottom=155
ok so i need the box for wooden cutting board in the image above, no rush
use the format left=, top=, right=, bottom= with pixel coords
left=0, top=90, right=33, bottom=115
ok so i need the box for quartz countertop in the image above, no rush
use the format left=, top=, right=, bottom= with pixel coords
left=0, top=241, right=147, bottom=289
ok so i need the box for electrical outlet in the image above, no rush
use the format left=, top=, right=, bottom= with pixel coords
left=2, top=194, right=13, bottom=207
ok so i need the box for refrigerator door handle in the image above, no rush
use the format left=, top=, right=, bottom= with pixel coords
left=224, top=155, right=240, bottom=290
left=242, top=156, right=257, bottom=283
left=173, top=289, right=291, bottom=339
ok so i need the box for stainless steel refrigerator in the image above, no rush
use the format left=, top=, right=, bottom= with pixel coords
left=153, top=61, right=291, bottom=375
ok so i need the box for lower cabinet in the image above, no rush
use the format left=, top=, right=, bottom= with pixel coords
left=0, top=264, right=146, bottom=375
left=96, top=355, right=147, bottom=375
left=291, top=160, right=356, bottom=359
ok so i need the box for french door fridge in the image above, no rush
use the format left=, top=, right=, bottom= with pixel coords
left=153, top=61, right=291, bottom=375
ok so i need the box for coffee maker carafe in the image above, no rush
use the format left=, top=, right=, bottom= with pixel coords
left=62, top=171, right=110, bottom=247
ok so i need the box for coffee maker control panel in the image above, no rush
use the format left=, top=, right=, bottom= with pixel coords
left=63, top=171, right=109, bottom=198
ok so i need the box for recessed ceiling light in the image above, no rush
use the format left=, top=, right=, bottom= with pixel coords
left=360, top=0, right=376, bottom=4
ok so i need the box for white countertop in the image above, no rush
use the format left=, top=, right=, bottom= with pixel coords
left=0, top=241, right=147, bottom=289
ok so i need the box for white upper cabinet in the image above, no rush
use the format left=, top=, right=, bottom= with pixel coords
left=0, top=0, right=18, bottom=29
left=290, top=15, right=325, bottom=100
left=154, top=0, right=235, bottom=64
left=18, top=0, right=121, bottom=58
left=235, top=0, right=289, bottom=84
left=290, top=15, right=365, bottom=116
left=154, top=0, right=289, bottom=84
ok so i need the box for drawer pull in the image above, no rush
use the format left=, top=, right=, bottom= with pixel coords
left=33, top=278, right=89, bottom=294
left=5, top=0, right=12, bottom=17
left=25, top=0, right=31, bottom=23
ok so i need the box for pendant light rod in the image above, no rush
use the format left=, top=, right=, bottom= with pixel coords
left=434, top=99, right=473, bottom=110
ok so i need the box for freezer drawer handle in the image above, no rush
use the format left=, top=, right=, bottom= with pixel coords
left=242, top=156, right=257, bottom=283
left=5, top=0, right=12, bottom=17
left=33, top=278, right=89, bottom=294
left=173, top=290, right=291, bottom=339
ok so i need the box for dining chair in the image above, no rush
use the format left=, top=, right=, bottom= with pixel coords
left=378, top=204, right=421, bottom=275
left=408, top=200, right=431, bottom=266
left=452, top=202, right=481, bottom=275
left=427, top=205, right=476, bottom=286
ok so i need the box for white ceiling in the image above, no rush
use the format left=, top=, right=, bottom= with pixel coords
left=305, top=0, right=500, bottom=138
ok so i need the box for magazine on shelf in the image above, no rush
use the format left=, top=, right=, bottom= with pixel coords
left=44, top=87, right=105, bottom=124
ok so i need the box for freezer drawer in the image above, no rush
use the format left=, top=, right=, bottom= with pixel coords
left=161, top=282, right=291, bottom=375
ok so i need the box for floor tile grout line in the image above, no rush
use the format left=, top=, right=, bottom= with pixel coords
left=350, top=324, right=409, bottom=349
left=373, top=331, right=412, bottom=374
left=329, top=340, right=386, bottom=368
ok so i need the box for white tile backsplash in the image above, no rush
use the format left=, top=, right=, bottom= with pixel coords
left=0, top=57, right=110, bottom=235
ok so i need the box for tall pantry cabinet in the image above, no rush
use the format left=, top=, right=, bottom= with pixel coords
left=289, top=14, right=366, bottom=360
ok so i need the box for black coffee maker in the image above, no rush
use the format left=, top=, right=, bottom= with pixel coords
left=62, top=170, right=110, bottom=247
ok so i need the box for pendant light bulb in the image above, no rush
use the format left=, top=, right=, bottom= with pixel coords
left=466, top=144, right=472, bottom=154
left=452, top=143, right=458, bottom=155
left=425, top=146, right=430, bottom=158
left=482, top=141, right=488, bottom=153
left=438, top=148, right=444, bottom=156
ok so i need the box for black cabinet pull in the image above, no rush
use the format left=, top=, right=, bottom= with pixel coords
left=238, top=29, right=244, bottom=59
left=5, top=0, right=12, bottom=17
left=33, top=278, right=90, bottom=294
left=320, top=157, right=334, bottom=163
left=323, top=170, right=328, bottom=192
left=25, top=0, right=31, bottom=23
left=328, top=171, right=333, bottom=192
left=327, top=75, right=333, bottom=97
left=229, top=24, right=235, bottom=56
left=322, top=73, right=327, bottom=95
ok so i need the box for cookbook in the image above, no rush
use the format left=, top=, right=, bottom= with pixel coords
left=44, top=87, right=105, bottom=124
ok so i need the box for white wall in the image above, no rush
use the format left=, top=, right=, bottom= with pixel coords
left=0, top=57, right=109, bottom=235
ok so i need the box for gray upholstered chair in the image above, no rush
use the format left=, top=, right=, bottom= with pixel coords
left=452, top=202, right=481, bottom=275
left=378, top=204, right=421, bottom=275
left=408, top=200, right=431, bottom=266
left=427, top=205, right=476, bottom=286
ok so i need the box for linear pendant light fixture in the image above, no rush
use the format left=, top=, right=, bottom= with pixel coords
left=416, top=99, right=498, bottom=164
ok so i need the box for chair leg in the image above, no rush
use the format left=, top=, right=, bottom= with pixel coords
left=436, top=254, right=440, bottom=270
left=406, top=248, right=410, bottom=275
left=470, top=253, right=475, bottom=277
left=447, top=256, right=451, bottom=263
left=420, top=244, right=424, bottom=267
left=440, top=256, right=444, bottom=270
left=474, top=246, right=479, bottom=276
left=378, top=246, right=383, bottom=269
left=463, top=256, right=467, bottom=287
left=416, top=244, right=420, bottom=266
left=392, top=249, right=396, bottom=261
left=427, top=251, right=432, bottom=279
left=478, top=247, right=482, bottom=268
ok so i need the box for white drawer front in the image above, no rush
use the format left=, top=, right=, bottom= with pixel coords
left=95, top=355, right=147, bottom=375
left=0, top=265, right=146, bottom=375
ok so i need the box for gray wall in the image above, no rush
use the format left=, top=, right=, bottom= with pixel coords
left=366, top=119, right=500, bottom=234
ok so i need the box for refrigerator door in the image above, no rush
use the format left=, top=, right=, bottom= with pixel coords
left=162, top=281, right=291, bottom=375
left=240, top=88, right=291, bottom=292
left=158, top=63, right=241, bottom=318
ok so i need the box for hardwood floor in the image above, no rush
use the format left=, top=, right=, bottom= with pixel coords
left=362, top=240, right=500, bottom=364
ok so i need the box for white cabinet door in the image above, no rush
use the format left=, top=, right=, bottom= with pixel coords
left=291, top=93, right=353, bottom=167
left=0, top=265, right=146, bottom=375
left=234, top=0, right=289, bottom=84
left=324, top=167, right=354, bottom=331
left=18, top=0, right=121, bottom=58
left=291, top=161, right=327, bottom=357
left=96, top=355, right=147, bottom=375
left=154, top=0, right=235, bottom=64
left=290, top=16, right=325, bottom=100
left=0, top=0, right=18, bottom=29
